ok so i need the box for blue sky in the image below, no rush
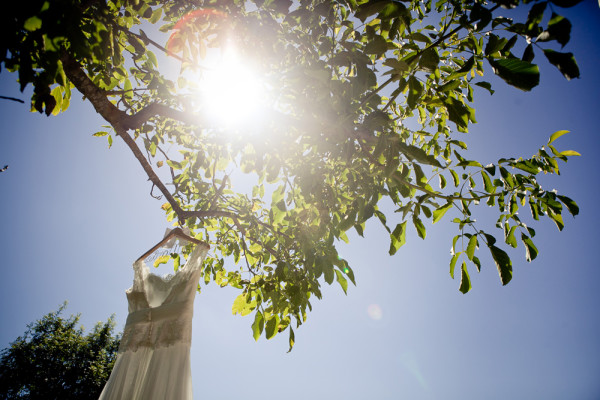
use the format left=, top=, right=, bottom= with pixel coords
left=1, top=2, right=599, bottom=399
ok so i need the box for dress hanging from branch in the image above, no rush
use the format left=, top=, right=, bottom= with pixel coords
left=99, top=239, right=209, bottom=400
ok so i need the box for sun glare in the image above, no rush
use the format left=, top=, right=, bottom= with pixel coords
left=197, top=48, right=265, bottom=127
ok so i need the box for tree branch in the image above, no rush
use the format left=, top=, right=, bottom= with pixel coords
left=59, top=53, right=283, bottom=231
left=0, top=96, right=24, bottom=104
left=126, top=103, right=200, bottom=130
left=60, top=51, right=188, bottom=219
left=60, top=52, right=130, bottom=126
left=115, top=125, right=187, bottom=217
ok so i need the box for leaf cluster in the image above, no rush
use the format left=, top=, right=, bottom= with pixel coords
left=0, top=303, right=121, bottom=400
left=1, top=0, right=584, bottom=350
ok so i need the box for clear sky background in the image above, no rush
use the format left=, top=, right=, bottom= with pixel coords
left=0, top=2, right=599, bottom=399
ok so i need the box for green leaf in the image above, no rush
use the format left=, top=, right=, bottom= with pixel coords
left=271, top=202, right=286, bottom=225
left=433, top=202, right=453, bottom=224
left=450, top=170, right=459, bottom=187
left=147, top=51, right=158, bottom=68
left=412, top=215, right=426, bottom=239
left=466, top=235, right=478, bottom=260
left=93, top=131, right=109, bottom=137
left=488, top=58, right=540, bottom=91
left=251, top=311, right=264, bottom=341
left=364, top=35, right=388, bottom=55
left=335, top=269, right=349, bottom=294
left=413, top=163, right=427, bottom=186
left=410, top=32, right=431, bottom=44
left=450, top=253, right=459, bottom=279
left=398, top=143, right=443, bottom=167
left=287, top=327, right=295, bottom=353
left=271, top=185, right=284, bottom=204
left=421, top=205, right=432, bottom=219
left=377, top=2, right=408, bottom=20
left=537, top=13, right=571, bottom=47
left=520, top=233, right=538, bottom=262
left=557, top=194, right=579, bottom=216
left=549, top=212, right=564, bottom=231
left=527, top=1, right=546, bottom=28
left=471, top=3, right=492, bottom=31
left=444, top=96, right=475, bottom=131
left=438, top=174, right=447, bottom=189
left=484, top=164, right=496, bottom=176
left=24, top=16, right=42, bottom=31
left=472, top=256, right=481, bottom=272
left=499, top=166, right=515, bottom=187
left=482, top=233, right=497, bottom=247
left=149, top=8, right=163, bottom=24
left=153, top=255, right=169, bottom=268
left=347, top=266, right=357, bottom=286
left=323, top=262, right=334, bottom=284
left=419, top=48, right=439, bottom=73
left=457, top=160, right=482, bottom=168
left=166, top=159, right=182, bottom=170
left=389, top=222, right=407, bottom=255
left=481, top=171, right=495, bottom=194
left=543, top=49, right=580, bottom=80
left=451, top=235, right=459, bottom=255
left=355, top=1, right=388, bottom=21
left=559, top=150, right=581, bottom=157
left=502, top=35, right=518, bottom=54
left=238, top=297, right=257, bottom=317
left=505, top=226, right=518, bottom=248
left=149, top=141, right=157, bottom=157
left=489, top=245, right=512, bottom=286
left=384, top=58, right=409, bottom=74
left=447, top=56, right=474, bottom=81
left=485, top=34, right=508, bottom=56
left=232, top=294, right=246, bottom=315
left=522, top=44, right=535, bottom=63
left=375, top=210, right=391, bottom=233
left=123, top=79, right=133, bottom=99
left=459, top=262, right=471, bottom=294
left=265, top=315, right=279, bottom=340
left=548, top=130, right=569, bottom=144
left=513, top=161, right=539, bottom=175
left=107, top=135, right=113, bottom=148
left=407, top=76, right=423, bottom=109
left=475, top=81, right=495, bottom=95
left=439, top=80, right=461, bottom=92
left=338, top=211, right=356, bottom=232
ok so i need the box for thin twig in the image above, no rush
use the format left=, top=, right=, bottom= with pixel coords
left=0, top=96, right=24, bottom=103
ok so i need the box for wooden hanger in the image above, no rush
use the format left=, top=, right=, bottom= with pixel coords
left=136, top=227, right=209, bottom=262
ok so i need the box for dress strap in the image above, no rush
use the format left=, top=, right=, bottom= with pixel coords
left=130, top=258, right=148, bottom=293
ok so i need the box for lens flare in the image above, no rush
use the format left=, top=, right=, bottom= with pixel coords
left=367, top=304, right=383, bottom=320
left=198, top=48, right=265, bottom=126
left=400, top=353, right=430, bottom=392
left=167, top=9, right=266, bottom=127
left=166, top=9, right=227, bottom=56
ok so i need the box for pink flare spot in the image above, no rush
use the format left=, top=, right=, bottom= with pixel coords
left=367, top=304, right=383, bottom=320
left=167, top=9, right=228, bottom=56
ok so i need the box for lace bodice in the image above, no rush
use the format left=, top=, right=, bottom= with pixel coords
left=118, top=244, right=209, bottom=353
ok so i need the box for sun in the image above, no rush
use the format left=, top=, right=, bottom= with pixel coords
left=195, top=47, right=266, bottom=127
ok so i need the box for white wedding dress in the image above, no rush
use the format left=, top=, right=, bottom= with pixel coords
left=99, top=243, right=209, bottom=400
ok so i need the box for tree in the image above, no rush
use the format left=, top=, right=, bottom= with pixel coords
left=0, top=304, right=120, bottom=400
left=0, top=0, right=583, bottom=350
